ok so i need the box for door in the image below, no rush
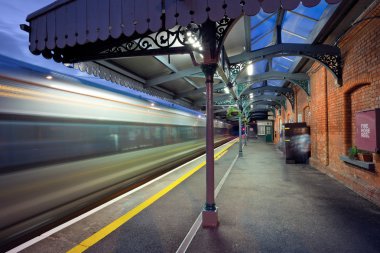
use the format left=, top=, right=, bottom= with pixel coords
left=265, top=126, right=273, bottom=142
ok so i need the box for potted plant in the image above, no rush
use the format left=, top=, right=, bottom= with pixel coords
left=226, top=107, right=241, bottom=118
left=358, top=151, right=373, bottom=162
left=348, top=146, right=358, bottom=160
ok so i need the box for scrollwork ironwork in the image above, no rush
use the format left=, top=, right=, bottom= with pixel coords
left=229, top=62, right=248, bottom=82
left=284, top=90, right=294, bottom=111
left=315, top=54, right=342, bottom=85
left=290, top=79, right=310, bottom=96
left=214, top=16, right=235, bottom=55
left=236, top=82, right=251, bottom=97
left=215, top=98, right=237, bottom=106
left=104, top=24, right=202, bottom=55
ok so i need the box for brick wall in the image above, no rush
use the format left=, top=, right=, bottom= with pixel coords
left=295, top=86, right=309, bottom=124
left=274, top=2, right=380, bottom=206
left=309, top=2, right=380, bottom=206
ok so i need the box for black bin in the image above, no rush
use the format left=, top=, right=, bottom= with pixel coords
left=284, top=123, right=310, bottom=164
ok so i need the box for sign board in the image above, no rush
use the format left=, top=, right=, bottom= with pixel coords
left=298, top=113, right=303, bottom=123
left=257, top=121, right=273, bottom=126
left=355, top=109, right=380, bottom=152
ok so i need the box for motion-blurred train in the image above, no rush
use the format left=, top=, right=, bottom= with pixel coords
left=0, top=55, right=232, bottom=250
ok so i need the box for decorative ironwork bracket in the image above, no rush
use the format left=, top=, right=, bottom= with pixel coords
left=229, top=61, right=250, bottom=83
left=289, top=79, right=310, bottom=96
left=215, top=17, right=235, bottom=56
left=229, top=43, right=342, bottom=86
left=59, top=24, right=204, bottom=63
left=214, top=97, right=237, bottom=106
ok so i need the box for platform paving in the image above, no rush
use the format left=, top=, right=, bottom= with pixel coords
left=187, top=140, right=380, bottom=253
left=21, top=139, right=380, bottom=253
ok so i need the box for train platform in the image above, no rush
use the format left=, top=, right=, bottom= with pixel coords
left=11, top=139, right=380, bottom=253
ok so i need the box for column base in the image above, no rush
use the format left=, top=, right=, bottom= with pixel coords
left=202, top=207, right=219, bottom=228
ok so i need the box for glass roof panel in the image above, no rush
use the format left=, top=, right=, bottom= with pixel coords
left=272, top=57, right=291, bottom=71
left=250, top=10, right=274, bottom=28
left=252, top=59, right=268, bottom=74
left=267, top=80, right=285, bottom=87
left=252, top=82, right=265, bottom=89
left=282, top=12, right=317, bottom=39
left=282, top=56, right=297, bottom=62
left=240, top=60, right=268, bottom=81
left=251, top=32, right=273, bottom=51
left=291, top=1, right=328, bottom=21
left=272, top=64, right=288, bottom=72
left=281, top=31, right=307, bottom=44
left=247, top=2, right=332, bottom=92
left=250, top=14, right=277, bottom=42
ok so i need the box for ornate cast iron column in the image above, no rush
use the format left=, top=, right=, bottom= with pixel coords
left=238, top=102, right=243, bottom=157
left=198, top=18, right=234, bottom=228
left=201, top=63, right=218, bottom=227
left=239, top=115, right=243, bottom=157
left=245, top=123, right=248, bottom=146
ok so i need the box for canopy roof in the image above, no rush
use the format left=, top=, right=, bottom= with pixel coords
left=27, top=0, right=339, bottom=54
left=237, top=2, right=330, bottom=98
left=23, top=0, right=349, bottom=122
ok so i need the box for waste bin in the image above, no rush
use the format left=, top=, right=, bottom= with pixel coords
left=284, top=123, right=310, bottom=164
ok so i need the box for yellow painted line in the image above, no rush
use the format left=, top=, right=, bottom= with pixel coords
left=215, top=150, right=228, bottom=161
left=67, top=139, right=238, bottom=253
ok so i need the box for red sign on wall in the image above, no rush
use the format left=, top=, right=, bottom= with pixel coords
left=355, top=109, right=380, bottom=152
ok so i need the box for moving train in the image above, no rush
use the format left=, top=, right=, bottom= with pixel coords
left=0, top=55, right=232, bottom=250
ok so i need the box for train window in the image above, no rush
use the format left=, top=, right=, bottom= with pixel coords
left=171, top=127, right=177, bottom=137
left=127, top=127, right=137, bottom=141
left=152, top=127, right=159, bottom=139
left=143, top=126, right=151, bottom=139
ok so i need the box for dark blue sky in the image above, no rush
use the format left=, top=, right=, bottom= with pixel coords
left=0, top=0, right=87, bottom=76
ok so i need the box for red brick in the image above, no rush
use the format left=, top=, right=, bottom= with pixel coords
left=275, top=2, right=380, bottom=206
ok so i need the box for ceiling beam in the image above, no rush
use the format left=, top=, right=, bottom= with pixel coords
left=145, top=66, right=201, bottom=87
left=189, top=73, right=222, bottom=80
left=246, top=100, right=282, bottom=108
left=236, top=71, right=308, bottom=85
left=174, top=82, right=225, bottom=99
left=244, top=16, right=252, bottom=52
left=153, top=56, right=201, bottom=89
left=248, top=85, right=293, bottom=94
left=214, top=108, right=229, bottom=113
left=229, top=43, right=340, bottom=64
left=273, top=8, right=286, bottom=45
left=228, top=43, right=342, bottom=85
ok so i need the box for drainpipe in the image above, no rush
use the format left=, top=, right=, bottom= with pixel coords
left=325, top=68, right=330, bottom=166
